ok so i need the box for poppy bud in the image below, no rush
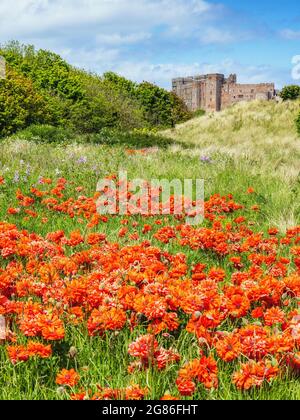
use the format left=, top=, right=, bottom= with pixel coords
left=68, top=346, right=78, bottom=358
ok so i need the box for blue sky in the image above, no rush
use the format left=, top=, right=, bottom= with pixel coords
left=0, top=0, right=300, bottom=88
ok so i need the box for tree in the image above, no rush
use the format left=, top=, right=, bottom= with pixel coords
left=280, top=85, right=300, bottom=101
left=0, top=67, right=51, bottom=137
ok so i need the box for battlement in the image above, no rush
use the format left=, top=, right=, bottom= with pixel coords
left=172, top=73, right=276, bottom=112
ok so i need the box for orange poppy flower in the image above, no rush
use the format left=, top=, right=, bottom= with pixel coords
left=56, top=369, right=80, bottom=387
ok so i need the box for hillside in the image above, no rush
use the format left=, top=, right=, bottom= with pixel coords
left=0, top=42, right=190, bottom=137
left=164, top=99, right=300, bottom=182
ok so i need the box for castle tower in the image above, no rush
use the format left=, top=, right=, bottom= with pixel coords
left=203, top=74, right=224, bottom=112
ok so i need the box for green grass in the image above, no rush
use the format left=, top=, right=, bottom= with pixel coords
left=0, top=100, right=300, bottom=400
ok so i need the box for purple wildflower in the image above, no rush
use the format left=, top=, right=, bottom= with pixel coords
left=13, top=171, right=20, bottom=183
left=200, top=155, right=212, bottom=163
left=77, top=156, right=88, bottom=164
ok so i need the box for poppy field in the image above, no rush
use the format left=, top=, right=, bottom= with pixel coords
left=0, top=123, right=300, bottom=400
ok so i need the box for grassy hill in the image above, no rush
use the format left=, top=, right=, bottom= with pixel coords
left=164, top=99, right=300, bottom=181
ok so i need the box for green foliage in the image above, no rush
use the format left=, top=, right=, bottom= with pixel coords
left=0, top=42, right=192, bottom=138
left=69, top=72, right=145, bottom=133
left=16, top=124, right=75, bottom=143
left=135, top=81, right=191, bottom=127
left=82, top=127, right=178, bottom=149
left=296, top=112, right=300, bottom=135
left=0, top=67, right=51, bottom=137
left=14, top=125, right=182, bottom=149
left=2, top=42, right=84, bottom=101
left=193, top=108, right=206, bottom=118
left=103, top=72, right=191, bottom=128
left=103, top=71, right=137, bottom=97
left=280, top=85, right=300, bottom=101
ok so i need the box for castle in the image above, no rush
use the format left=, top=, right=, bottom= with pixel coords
left=172, top=73, right=276, bottom=112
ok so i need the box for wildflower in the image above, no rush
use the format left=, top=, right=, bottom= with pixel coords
left=27, top=342, right=52, bottom=358
left=87, top=307, right=127, bottom=336
left=264, top=307, right=285, bottom=326
left=125, top=385, right=147, bottom=400
left=176, top=378, right=196, bottom=396
left=7, top=345, right=29, bottom=364
left=232, top=361, right=279, bottom=390
left=177, top=356, right=218, bottom=391
left=128, top=334, right=159, bottom=361
left=215, top=334, right=241, bottom=362
left=77, top=156, right=88, bottom=164
left=13, top=171, right=20, bottom=183
left=200, top=156, right=212, bottom=164
left=160, top=395, right=179, bottom=400
left=56, top=369, right=80, bottom=387
left=39, top=314, right=65, bottom=341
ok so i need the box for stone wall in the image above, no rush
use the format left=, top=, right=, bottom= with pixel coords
left=172, top=73, right=276, bottom=112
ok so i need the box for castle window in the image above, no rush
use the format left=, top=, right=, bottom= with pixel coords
left=238, top=95, right=244, bottom=98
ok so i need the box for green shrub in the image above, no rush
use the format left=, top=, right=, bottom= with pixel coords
left=0, top=67, right=51, bottom=137
left=103, top=72, right=191, bottom=128
left=83, top=128, right=177, bottom=149
left=193, top=109, right=206, bottom=118
left=16, top=124, right=75, bottom=143
left=296, top=112, right=300, bottom=135
left=135, top=81, right=191, bottom=127
left=280, top=85, right=300, bottom=101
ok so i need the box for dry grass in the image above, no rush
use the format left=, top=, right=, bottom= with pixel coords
left=164, top=99, right=300, bottom=182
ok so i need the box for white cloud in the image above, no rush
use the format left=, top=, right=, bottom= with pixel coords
left=95, top=32, right=152, bottom=46
left=280, top=29, right=300, bottom=40
left=0, top=0, right=215, bottom=39
left=0, top=0, right=282, bottom=88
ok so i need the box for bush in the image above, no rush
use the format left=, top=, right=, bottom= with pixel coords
left=0, top=67, right=51, bottom=137
left=280, top=85, right=300, bottom=101
left=103, top=72, right=191, bottom=128
left=296, top=112, right=300, bottom=135
left=69, top=73, right=145, bottom=133
left=16, top=124, right=75, bottom=143
left=193, top=109, right=206, bottom=118
left=135, top=82, right=191, bottom=127
left=83, top=128, right=177, bottom=149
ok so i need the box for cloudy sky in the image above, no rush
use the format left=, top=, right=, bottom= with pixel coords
left=0, top=0, right=299, bottom=88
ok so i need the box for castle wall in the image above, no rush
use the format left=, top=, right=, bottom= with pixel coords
left=172, top=73, right=276, bottom=112
left=221, top=82, right=275, bottom=109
